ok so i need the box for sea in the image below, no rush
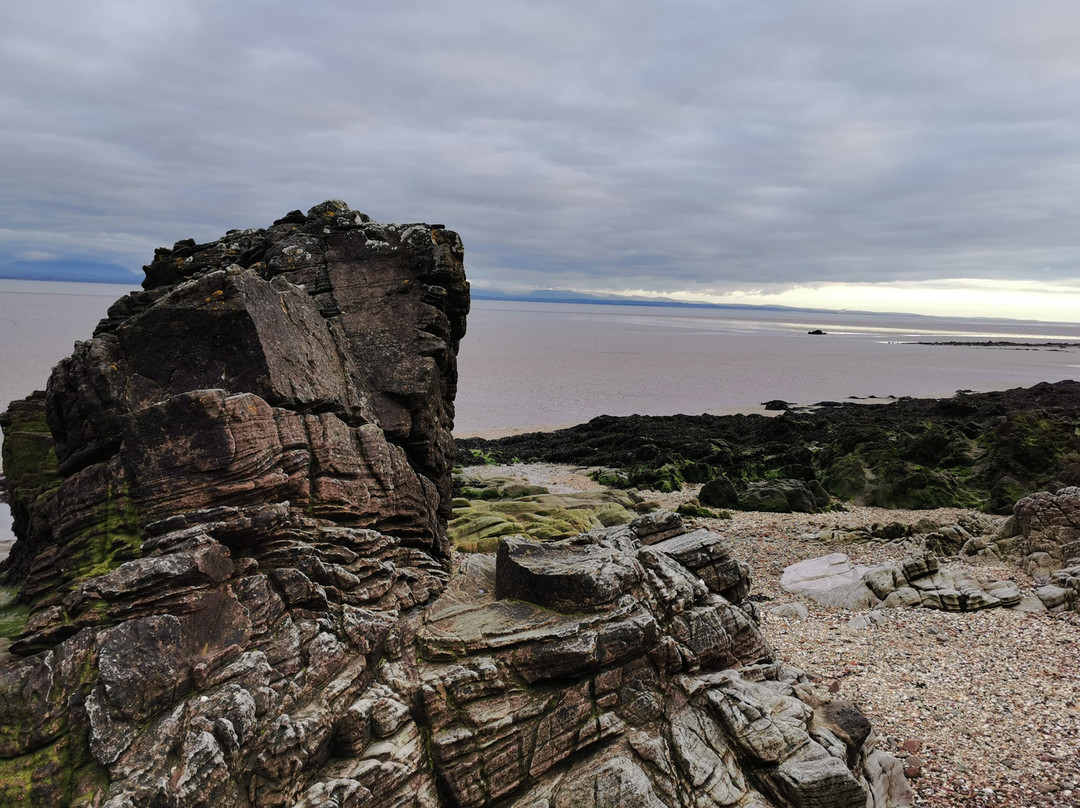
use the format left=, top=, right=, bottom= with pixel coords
left=2, top=279, right=1079, bottom=546
left=454, top=299, right=1080, bottom=433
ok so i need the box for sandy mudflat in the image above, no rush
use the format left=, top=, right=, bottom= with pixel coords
left=454, top=398, right=914, bottom=440
left=454, top=422, right=585, bottom=440
left=459, top=463, right=1080, bottom=808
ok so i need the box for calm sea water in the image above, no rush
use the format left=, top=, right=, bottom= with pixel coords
left=454, top=300, right=1080, bottom=433
left=2, top=280, right=1079, bottom=544
left=0, top=280, right=140, bottom=548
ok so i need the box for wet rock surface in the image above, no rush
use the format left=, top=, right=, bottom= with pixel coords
left=0, top=205, right=910, bottom=808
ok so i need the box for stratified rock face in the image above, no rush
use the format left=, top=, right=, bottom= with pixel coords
left=413, top=522, right=910, bottom=808
left=0, top=202, right=467, bottom=805
left=0, top=204, right=909, bottom=808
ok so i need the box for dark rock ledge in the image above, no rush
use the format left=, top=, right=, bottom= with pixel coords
left=0, top=203, right=909, bottom=808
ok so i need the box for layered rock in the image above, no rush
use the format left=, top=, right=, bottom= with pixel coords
left=976, top=486, right=1080, bottom=612
left=413, top=522, right=911, bottom=808
left=0, top=202, right=468, bottom=805
left=781, top=553, right=1023, bottom=613
left=0, top=204, right=909, bottom=808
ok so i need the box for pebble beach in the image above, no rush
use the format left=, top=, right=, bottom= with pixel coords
left=461, top=463, right=1080, bottom=808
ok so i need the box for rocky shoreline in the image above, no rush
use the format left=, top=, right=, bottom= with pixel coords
left=0, top=204, right=924, bottom=808
left=456, top=380, right=1080, bottom=513
left=456, top=463, right=1080, bottom=807
left=0, top=204, right=1075, bottom=807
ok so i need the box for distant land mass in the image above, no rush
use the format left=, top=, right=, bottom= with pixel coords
left=0, top=260, right=140, bottom=285
left=470, top=287, right=1079, bottom=326
left=471, top=286, right=908, bottom=317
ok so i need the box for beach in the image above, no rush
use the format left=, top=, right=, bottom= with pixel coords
left=460, top=462, right=1080, bottom=808
left=1, top=278, right=1078, bottom=804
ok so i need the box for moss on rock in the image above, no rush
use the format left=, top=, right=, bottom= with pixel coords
left=449, top=490, right=645, bottom=551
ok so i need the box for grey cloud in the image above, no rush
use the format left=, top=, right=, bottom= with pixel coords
left=2, top=0, right=1080, bottom=296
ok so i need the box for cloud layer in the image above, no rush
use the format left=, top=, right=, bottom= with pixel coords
left=3, top=0, right=1080, bottom=317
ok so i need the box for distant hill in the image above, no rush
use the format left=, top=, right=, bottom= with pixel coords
left=0, top=260, right=140, bottom=285
left=470, top=286, right=847, bottom=315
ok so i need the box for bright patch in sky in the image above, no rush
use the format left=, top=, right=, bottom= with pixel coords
left=708, top=280, right=1080, bottom=322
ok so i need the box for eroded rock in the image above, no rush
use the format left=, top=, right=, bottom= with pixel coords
left=781, top=552, right=1025, bottom=613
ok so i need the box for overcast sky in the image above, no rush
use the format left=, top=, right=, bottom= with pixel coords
left=3, top=0, right=1080, bottom=321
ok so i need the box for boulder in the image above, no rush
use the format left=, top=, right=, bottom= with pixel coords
left=954, top=487, right=1080, bottom=613
left=699, top=476, right=740, bottom=508
left=780, top=554, right=881, bottom=610
left=495, top=535, right=643, bottom=611
left=1011, top=487, right=1080, bottom=575
left=738, top=479, right=831, bottom=513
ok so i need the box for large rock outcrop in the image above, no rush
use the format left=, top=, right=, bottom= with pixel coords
left=979, top=486, right=1080, bottom=612
left=0, top=203, right=909, bottom=808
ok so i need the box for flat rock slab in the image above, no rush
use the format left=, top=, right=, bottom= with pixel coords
left=779, top=553, right=880, bottom=610
left=650, top=529, right=730, bottom=568
left=418, top=553, right=644, bottom=662
left=783, top=552, right=1028, bottom=613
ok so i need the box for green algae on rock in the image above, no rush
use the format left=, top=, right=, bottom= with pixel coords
left=458, top=382, right=1080, bottom=513
left=449, top=490, right=645, bottom=552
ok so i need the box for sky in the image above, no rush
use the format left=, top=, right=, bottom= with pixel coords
left=3, top=0, right=1080, bottom=322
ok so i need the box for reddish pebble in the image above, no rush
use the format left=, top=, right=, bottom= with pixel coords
left=901, top=738, right=924, bottom=754
left=904, top=765, right=922, bottom=779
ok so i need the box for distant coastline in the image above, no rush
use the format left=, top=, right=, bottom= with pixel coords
left=471, top=286, right=849, bottom=315
left=470, top=286, right=1080, bottom=326
left=0, top=260, right=139, bottom=285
